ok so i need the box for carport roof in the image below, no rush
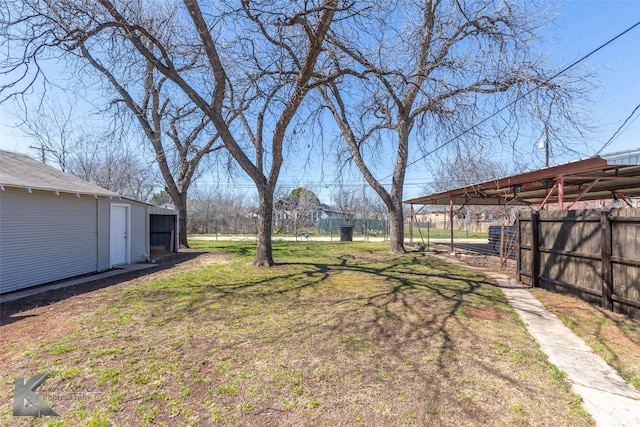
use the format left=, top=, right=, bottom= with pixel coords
left=404, top=149, right=640, bottom=209
left=0, top=150, right=121, bottom=198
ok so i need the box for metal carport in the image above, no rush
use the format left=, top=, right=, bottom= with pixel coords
left=404, top=149, right=640, bottom=251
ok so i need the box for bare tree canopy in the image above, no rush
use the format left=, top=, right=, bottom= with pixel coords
left=69, top=141, right=157, bottom=202
left=187, top=187, right=256, bottom=235
left=1, top=1, right=228, bottom=247
left=10, top=94, right=158, bottom=201
left=0, top=0, right=347, bottom=261
left=320, top=0, right=593, bottom=253
left=1, top=0, right=594, bottom=260
left=432, top=148, right=514, bottom=194
left=11, top=97, right=81, bottom=172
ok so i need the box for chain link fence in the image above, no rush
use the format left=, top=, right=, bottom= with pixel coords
left=317, top=218, right=389, bottom=238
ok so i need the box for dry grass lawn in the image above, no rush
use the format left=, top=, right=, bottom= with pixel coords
left=0, top=241, right=592, bottom=426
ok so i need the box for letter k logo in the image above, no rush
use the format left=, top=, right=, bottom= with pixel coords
left=13, top=374, right=59, bottom=417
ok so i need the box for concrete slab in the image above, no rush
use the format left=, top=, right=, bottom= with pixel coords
left=0, top=263, right=157, bottom=304
left=471, top=267, right=640, bottom=427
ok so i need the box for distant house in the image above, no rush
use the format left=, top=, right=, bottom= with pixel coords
left=314, top=204, right=353, bottom=222
left=0, top=150, right=178, bottom=294
left=273, top=197, right=298, bottom=223
left=273, top=197, right=351, bottom=231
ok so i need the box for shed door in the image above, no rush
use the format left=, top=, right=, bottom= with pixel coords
left=110, top=204, right=129, bottom=266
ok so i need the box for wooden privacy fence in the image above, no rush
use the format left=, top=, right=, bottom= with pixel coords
left=517, top=208, right=640, bottom=319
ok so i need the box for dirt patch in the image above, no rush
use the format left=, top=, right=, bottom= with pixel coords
left=0, top=250, right=235, bottom=377
left=432, top=244, right=517, bottom=279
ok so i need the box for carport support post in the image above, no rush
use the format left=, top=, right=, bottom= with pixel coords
left=409, top=205, right=414, bottom=246
left=449, top=197, right=454, bottom=252
left=601, top=211, right=613, bottom=311
left=557, top=174, right=564, bottom=210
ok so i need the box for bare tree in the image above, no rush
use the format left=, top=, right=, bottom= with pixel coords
left=332, top=185, right=387, bottom=220
left=1, top=1, right=238, bottom=248
left=68, top=138, right=157, bottom=202
left=430, top=146, right=519, bottom=223
left=188, top=187, right=257, bottom=235
left=1, top=0, right=344, bottom=264
left=289, top=187, right=321, bottom=231
left=89, top=57, right=225, bottom=248
left=331, top=186, right=356, bottom=216
left=432, top=147, right=514, bottom=193
left=178, top=0, right=340, bottom=264
left=13, top=97, right=81, bottom=171
left=13, top=95, right=158, bottom=200
left=320, top=0, right=592, bottom=253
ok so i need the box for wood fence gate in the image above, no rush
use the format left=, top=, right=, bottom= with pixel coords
left=517, top=208, right=640, bottom=319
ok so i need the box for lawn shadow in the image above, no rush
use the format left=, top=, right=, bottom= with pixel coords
left=0, top=251, right=206, bottom=326
left=265, top=253, right=530, bottom=421
left=2, top=245, right=580, bottom=425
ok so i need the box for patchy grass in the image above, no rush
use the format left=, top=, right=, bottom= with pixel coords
left=1, top=241, right=591, bottom=426
left=530, top=288, right=640, bottom=391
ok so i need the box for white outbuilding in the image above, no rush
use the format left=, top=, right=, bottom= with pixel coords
left=0, top=150, right=178, bottom=294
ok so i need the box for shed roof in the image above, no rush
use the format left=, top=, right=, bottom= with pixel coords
left=0, top=150, right=121, bottom=198
left=404, top=149, right=640, bottom=209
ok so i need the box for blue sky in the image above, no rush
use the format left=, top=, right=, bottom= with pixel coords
left=1, top=0, right=639, bottom=203
left=550, top=0, right=640, bottom=155
left=400, top=0, right=640, bottom=200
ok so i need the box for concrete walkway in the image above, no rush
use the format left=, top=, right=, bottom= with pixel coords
left=456, top=259, right=640, bottom=426
left=1, top=263, right=157, bottom=304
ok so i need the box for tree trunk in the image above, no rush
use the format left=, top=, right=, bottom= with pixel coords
left=174, top=192, right=190, bottom=248
left=255, top=188, right=275, bottom=266
left=387, top=197, right=406, bottom=254
left=387, top=127, right=409, bottom=254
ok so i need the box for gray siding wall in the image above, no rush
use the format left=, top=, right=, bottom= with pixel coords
left=129, top=202, right=148, bottom=263
left=97, top=198, right=111, bottom=271
left=0, top=188, right=98, bottom=293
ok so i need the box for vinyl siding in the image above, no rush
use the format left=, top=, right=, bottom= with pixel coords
left=0, top=188, right=98, bottom=293
left=97, top=198, right=111, bottom=271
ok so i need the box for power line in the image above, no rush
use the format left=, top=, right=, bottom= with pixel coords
left=200, top=21, right=640, bottom=194
left=197, top=179, right=437, bottom=189
left=380, top=19, right=640, bottom=182
left=596, top=102, right=640, bottom=155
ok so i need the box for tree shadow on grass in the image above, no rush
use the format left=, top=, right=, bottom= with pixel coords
left=5, top=246, right=581, bottom=425
left=196, top=252, right=535, bottom=423
left=0, top=251, right=207, bottom=326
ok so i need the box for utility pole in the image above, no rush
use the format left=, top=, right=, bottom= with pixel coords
left=545, top=126, right=549, bottom=168
left=29, top=145, right=47, bottom=164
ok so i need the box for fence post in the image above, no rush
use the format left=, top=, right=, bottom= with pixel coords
left=330, top=219, right=333, bottom=242
left=601, top=211, right=613, bottom=311
left=499, top=223, right=504, bottom=267
left=531, top=211, right=540, bottom=288
left=516, top=213, right=521, bottom=283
